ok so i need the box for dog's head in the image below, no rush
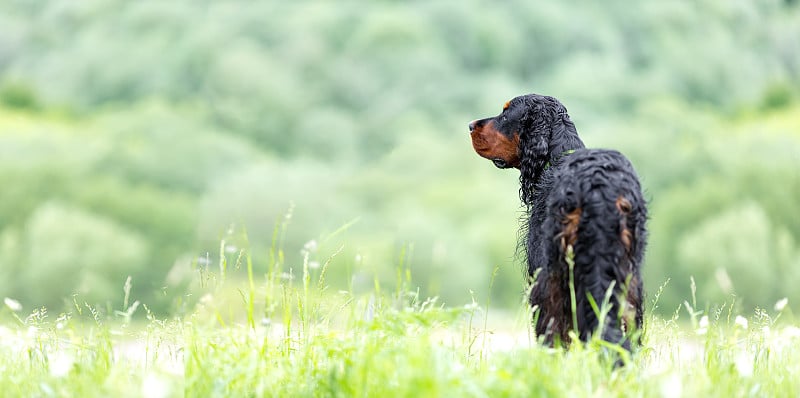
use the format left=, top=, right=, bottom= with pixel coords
left=470, top=93, right=582, bottom=205
left=469, top=94, right=573, bottom=170
left=468, top=98, right=524, bottom=169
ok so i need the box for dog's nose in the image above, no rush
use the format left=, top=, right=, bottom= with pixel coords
left=468, top=120, right=477, bottom=133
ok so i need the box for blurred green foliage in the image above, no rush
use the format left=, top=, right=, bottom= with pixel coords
left=0, top=0, right=799, bottom=314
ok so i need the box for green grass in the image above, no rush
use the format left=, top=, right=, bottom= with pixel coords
left=1, top=249, right=799, bottom=397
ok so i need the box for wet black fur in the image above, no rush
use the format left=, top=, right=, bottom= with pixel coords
left=488, top=94, right=648, bottom=354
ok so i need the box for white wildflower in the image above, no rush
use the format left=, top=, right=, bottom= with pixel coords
left=4, top=297, right=22, bottom=312
left=783, top=326, right=800, bottom=339
left=199, top=294, right=214, bottom=305
left=142, top=372, right=172, bottom=398
left=224, top=245, right=237, bottom=254
left=659, top=372, right=682, bottom=398
left=301, top=239, right=318, bottom=255
left=695, top=327, right=707, bottom=336
left=49, top=353, right=74, bottom=378
left=308, top=260, right=320, bottom=270
left=696, top=315, right=709, bottom=335
left=734, top=316, right=748, bottom=330
left=734, top=353, right=754, bottom=377
left=775, top=297, right=788, bottom=312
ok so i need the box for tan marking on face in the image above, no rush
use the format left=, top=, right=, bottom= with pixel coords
left=503, top=101, right=510, bottom=110
left=469, top=120, right=521, bottom=168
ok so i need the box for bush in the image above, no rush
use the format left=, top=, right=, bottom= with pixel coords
left=677, top=202, right=800, bottom=309
left=1, top=202, right=149, bottom=310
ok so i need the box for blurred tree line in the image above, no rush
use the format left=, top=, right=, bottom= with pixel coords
left=0, top=0, right=798, bottom=315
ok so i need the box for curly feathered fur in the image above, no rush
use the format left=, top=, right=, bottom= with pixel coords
left=469, top=94, right=648, bottom=358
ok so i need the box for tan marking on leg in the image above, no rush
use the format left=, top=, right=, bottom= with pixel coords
left=559, top=208, right=582, bottom=251
left=616, top=196, right=632, bottom=252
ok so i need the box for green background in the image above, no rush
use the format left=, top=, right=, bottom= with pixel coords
left=1, top=0, right=798, bottom=315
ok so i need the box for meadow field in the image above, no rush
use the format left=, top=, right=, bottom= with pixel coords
left=1, top=243, right=798, bottom=397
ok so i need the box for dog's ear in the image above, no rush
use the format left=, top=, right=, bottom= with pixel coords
left=518, top=96, right=577, bottom=205
left=518, top=100, right=553, bottom=205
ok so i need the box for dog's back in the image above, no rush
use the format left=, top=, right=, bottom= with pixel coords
left=532, top=149, right=647, bottom=350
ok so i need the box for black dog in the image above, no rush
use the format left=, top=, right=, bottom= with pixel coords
left=469, top=94, right=647, bottom=354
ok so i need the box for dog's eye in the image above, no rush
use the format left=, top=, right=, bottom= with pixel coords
left=501, top=115, right=508, bottom=122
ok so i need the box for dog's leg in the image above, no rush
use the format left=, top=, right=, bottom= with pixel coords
left=550, top=198, right=635, bottom=351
